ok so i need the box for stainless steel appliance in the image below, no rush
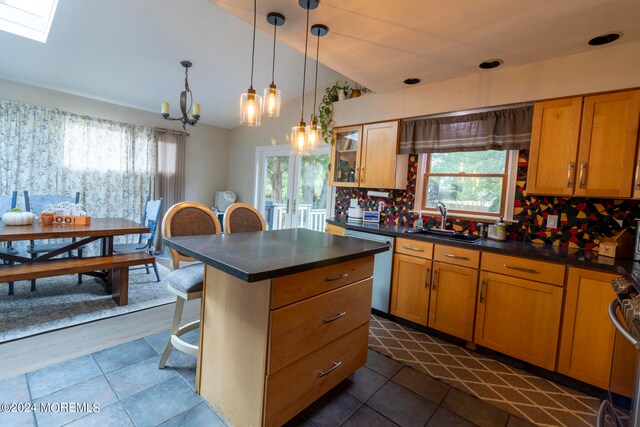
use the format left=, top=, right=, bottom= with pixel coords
left=597, top=274, right=640, bottom=427
left=344, top=229, right=393, bottom=315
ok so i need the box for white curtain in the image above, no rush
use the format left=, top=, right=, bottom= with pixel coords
left=0, top=99, right=156, bottom=224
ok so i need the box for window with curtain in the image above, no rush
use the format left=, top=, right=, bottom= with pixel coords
left=0, top=98, right=156, bottom=225
left=403, top=106, right=533, bottom=220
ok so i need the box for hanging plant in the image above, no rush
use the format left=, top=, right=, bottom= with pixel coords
left=317, top=81, right=350, bottom=145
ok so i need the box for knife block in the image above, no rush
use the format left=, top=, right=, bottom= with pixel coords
left=598, top=228, right=635, bottom=259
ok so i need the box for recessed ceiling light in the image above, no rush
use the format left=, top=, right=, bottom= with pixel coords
left=588, top=32, right=621, bottom=46
left=479, top=59, right=503, bottom=69
left=404, top=78, right=420, bottom=85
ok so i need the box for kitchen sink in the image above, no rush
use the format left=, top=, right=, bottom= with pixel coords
left=403, top=228, right=483, bottom=242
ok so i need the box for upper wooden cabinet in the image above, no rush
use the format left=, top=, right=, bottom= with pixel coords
left=329, top=121, right=408, bottom=190
left=527, top=97, right=583, bottom=196
left=527, top=89, right=640, bottom=198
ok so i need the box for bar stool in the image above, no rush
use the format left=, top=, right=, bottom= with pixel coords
left=223, top=203, right=266, bottom=233
left=158, top=202, right=221, bottom=369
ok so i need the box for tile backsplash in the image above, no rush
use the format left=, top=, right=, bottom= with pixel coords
left=334, top=150, right=640, bottom=249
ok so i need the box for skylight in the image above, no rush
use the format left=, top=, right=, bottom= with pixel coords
left=0, top=0, right=58, bottom=43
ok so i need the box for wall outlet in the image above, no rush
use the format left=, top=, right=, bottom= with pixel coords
left=546, top=214, right=558, bottom=228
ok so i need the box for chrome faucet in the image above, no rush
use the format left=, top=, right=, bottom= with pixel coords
left=436, top=202, right=448, bottom=230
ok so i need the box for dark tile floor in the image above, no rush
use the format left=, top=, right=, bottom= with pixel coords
left=0, top=327, right=537, bottom=427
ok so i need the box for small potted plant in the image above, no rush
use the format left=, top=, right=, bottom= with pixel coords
left=317, top=81, right=349, bottom=145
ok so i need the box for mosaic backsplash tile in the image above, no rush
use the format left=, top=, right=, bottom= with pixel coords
left=334, top=150, right=640, bottom=249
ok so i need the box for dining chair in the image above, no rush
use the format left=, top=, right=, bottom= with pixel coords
left=0, top=191, right=18, bottom=295
left=24, top=191, right=83, bottom=291
left=113, top=196, right=163, bottom=281
left=158, top=201, right=221, bottom=369
left=223, top=203, right=266, bottom=233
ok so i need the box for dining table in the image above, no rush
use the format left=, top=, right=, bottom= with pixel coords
left=0, top=218, right=150, bottom=292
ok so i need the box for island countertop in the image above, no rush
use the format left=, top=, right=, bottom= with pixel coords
left=163, top=228, right=390, bottom=282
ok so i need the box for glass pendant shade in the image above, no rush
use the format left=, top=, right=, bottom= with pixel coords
left=239, top=88, right=262, bottom=126
left=291, top=121, right=308, bottom=155
left=306, top=121, right=321, bottom=151
left=262, top=84, right=281, bottom=117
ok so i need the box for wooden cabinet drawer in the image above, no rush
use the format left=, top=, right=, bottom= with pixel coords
left=481, top=252, right=565, bottom=286
left=269, top=278, right=372, bottom=374
left=271, top=257, right=374, bottom=309
left=265, top=324, right=368, bottom=427
left=395, top=237, right=433, bottom=259
left=434, top=245, right=480, bottom=269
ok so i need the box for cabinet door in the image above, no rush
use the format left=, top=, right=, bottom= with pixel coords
left=575, top=90, right=640, bottom=198
left=428, top=262, right=478, bottom=341
left=475, top=272, right=563, bottom=370
left=390, top=253, right=431, bottom=324
left=329, top=126, right=362, bottom=187
left=557, top=268, right=619, bottom=388
left=527, top=97, right=582, bottom=196
left=360, top=121, right=400, bottom=189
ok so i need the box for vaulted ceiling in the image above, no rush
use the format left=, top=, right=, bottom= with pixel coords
left=0, top=0, right=638, bottom=129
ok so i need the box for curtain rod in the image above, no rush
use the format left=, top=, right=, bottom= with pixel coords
left=156, top=127, right=190, bottom=137
left=402, top=101, right=534, bottom=122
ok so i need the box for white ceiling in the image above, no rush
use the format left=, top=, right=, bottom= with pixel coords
left=212, top=0, right=640, bottom=93
left=0, top=0, right=344, bottom=129
left=1, top=1, right=639, bottom=130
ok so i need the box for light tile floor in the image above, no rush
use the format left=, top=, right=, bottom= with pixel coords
left=368, top=315, right=604, bottom=427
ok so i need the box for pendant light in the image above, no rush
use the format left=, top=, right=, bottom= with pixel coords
left=291, top=0, right=318, bottom=155
left=307, top=24, right=328, bottom=151
left=240, top=0, right=262, bottom=126
left=263, top=12, right=285, bottom=118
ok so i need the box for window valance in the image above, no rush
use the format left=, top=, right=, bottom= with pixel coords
left=399, top=106, right=533, bottom=154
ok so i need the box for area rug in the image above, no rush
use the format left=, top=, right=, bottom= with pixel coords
left=0, top=264, right=174, bottom=343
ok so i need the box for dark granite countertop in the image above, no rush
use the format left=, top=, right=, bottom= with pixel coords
left=163, top=228, right=390, bottom=282
left=327, top=218, right=640, bottom=276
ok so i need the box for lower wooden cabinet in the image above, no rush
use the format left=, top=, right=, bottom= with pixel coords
left=428, top=261, right=478, bottom=341
left=390, top=253, right=431, bottom=324
left=557, top=268, right=621, bottom=388
left=474, top=272, right=564, bottom=370
left=325, top=223, right=345, bottom=236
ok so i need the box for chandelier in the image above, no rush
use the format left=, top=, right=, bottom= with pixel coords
left=161, top=60, right=201, bottom=130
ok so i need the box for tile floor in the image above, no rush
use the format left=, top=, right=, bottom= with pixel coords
left=368, top=315, right=603, bottom=427
left=0, top=317, right=608, bottom=427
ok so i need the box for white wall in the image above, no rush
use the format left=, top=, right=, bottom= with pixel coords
left=0, top=78, right=230, bottom=206
left=332, top=41, right=640, bottom=126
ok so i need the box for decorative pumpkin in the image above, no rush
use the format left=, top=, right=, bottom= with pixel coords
left=2, top=209, right=37, bottom=226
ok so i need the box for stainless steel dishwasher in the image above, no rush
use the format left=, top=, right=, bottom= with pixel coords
left=344, top=229, right=394, bottom=315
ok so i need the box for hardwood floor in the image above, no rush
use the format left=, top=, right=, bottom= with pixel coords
left=0, top=299, right=200, bottom=381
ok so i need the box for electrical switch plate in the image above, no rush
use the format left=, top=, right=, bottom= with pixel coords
left=546, top=215, right=558, bottom=228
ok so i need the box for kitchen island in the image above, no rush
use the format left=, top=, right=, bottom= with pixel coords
left=164, top=228, right=389, bottom=427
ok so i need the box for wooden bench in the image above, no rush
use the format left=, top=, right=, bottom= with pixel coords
left=0, top=253, right=155, bottom=305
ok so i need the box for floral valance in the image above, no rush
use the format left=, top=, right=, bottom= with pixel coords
left=399, top=106, right=533, bottom=154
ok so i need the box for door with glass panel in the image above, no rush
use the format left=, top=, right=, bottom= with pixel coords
left=257, top=146, right=331, bottom=231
